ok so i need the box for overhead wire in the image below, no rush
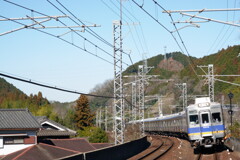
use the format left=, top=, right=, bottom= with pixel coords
left=0, top=14, right=114, bottom=65
left=121, top=0, right=150, bottom=55
left=110, top=0, right=145, bottom=56
left=55, top=0, right=113, bottom=48
left=55, top=0, right=135, bottom=67
left=101, top=0, right=142, bottom=59
left=219, top=0, right=238, bottom=48
left=46, top=0, right=125, bottom=65
left=0, top=72, right=116, bottom=99
left=132, top=0, right=199, bottom=79
left=152, top=0, right=199, bottom=78
left=3, top=0, right=130, bottom=67
left=207, top=0, right=238, bottom=55
left=128, top=1, right=150, bottom=56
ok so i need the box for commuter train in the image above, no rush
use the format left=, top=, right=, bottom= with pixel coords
left=134, top=97, right=225, bottom=148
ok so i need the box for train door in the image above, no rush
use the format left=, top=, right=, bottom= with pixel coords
left=200, top=111, right=213, bottom=137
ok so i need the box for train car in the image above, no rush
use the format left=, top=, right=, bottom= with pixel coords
left=137, top=97, right=225, bottom=148
left=144, top=111, right=188, bottom=138
left=187, top=97, right=225, bottom=148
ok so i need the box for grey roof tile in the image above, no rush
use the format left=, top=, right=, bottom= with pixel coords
left=0, top=109, right=41, bottom=129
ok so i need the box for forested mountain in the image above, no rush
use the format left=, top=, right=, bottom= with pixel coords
left=0, top=78, right=60, bottom=122
left=90, top=45, right=240, bottom=113
left=0, top=45, right=239, bottom=127
left=181, top=45, right=240, bottom=101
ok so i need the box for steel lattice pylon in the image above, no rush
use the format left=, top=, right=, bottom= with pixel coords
left=132, top=81, right=137, bottom=122
left=176, top=83, right=187, bottom=109
left=208, top=64, right=214, bottom=102
left=138, top=65, right=145, bottom=137
left=113, top=20, right=124, bottom=145
left=182, top=83, right=187, bottom=109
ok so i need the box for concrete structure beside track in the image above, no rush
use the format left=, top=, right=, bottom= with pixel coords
left=58, top=136, right=150, bottom=160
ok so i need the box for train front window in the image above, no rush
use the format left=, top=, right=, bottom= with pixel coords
left=201, top=113, right=209, bottom=124
left=189, top=115, right=199, bottom=124
left=212, top=112, right=221, bottom=123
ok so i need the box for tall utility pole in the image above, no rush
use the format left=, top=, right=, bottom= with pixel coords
left=145, top=95, right=165, bottom=117
left=158, top=96, right=163, bottom=117
left=198, top=64, right=214, bottom=102
left=113, top=0, right=124, bottom=145
left=138, top=65, right=145, bottom=137
left=99, top=108, right=102, bottom=129
left=138, top=58, right=154, bottom=137
left=132, top=81, right=137, bottom=122
left=105, top=106, right=108, bottom=132
left=208, top=64, right=214, bottom=102
left=176, top=83, right=187, bottom=109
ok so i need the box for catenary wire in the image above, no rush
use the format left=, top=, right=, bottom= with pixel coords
left=3, top=0, right=130, bottom=67
left=0, top=72, right=116, bottom=99
left=109, top=0, right=146, bottom=56
left=54, top=0, right=135, bottom=67
left=152, top=0, right=199, bottom=79
left=0, top=14, right=115, bottom=65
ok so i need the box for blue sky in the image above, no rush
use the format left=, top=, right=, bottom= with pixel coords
left=0, top=0, right=239, bottom=102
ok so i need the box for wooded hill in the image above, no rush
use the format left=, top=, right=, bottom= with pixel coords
left=90, top=45, right=240, bottom=112
left=0, top=45, right=239, bottom=125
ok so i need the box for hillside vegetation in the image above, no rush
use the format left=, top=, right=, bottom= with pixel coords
left=0, top=45, right=239, bottom=130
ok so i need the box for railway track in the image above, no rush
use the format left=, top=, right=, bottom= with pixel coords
left=128, top=136, right=174, bottom=160
left=195, top=151, right=219, bottom=160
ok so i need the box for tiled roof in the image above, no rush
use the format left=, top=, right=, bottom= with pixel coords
left=0, top=109, right=41, bottom=129
left=37, top=130, right=76, bottom=136
left=49, top=138, right=96, bottom=152
left=1, top=143, right=79, bottom=160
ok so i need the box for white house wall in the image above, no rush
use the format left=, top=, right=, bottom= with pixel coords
left=0, top=144, right=34, bottom=155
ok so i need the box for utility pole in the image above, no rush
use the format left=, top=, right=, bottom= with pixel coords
left=138, top=58, right=155, bottom=137
left=176, top=83, right=187, bottom=109
left=113, top=0, right=124, bottom=145
left=99, top=108, right=102, bottom=129
left=198, top=64, right=214, bottom=102
left=198, top=64, right=240, bottom=103
left=138, top=64, right=145, bottom=137
left=105, top=106, right=108, bottom=132
left=97, top=109, right=99, bottom=128
left=158, top=96, right=163, bottom=117
left=145, top=95, right=165, bottom=117
left=132, top=81, right=137, bottom=122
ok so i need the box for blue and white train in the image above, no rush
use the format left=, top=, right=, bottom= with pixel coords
left=138, top=97, right=225, bottom=148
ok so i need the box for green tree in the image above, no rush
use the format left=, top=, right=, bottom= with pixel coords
left=74, top=95, right=95, bottom=130
left=78, top=126, right=108, bottom=143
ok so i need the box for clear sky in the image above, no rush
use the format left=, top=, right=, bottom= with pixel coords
left=0, top=0, right=239, bottom=102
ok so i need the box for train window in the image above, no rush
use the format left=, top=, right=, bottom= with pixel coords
left=201, top=114, right=209, bottom=123
left=189, top=115, right=199, bottom=124
left=212, top=112, right=221, bottom=123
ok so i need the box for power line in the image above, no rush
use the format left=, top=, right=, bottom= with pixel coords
left=54, top=0, right=135, bottom=67
left=152, top=0, right=199, bottom=78
left=0, top=15, right=114, bottom=65
left=0, top=72, right=116, bottom=99
left=132, top=0, right=199, bottom=79
left=111, top=0, right=147, bottom=55
left=55, top=0, right=113, bottom=48
left=3, top=0, right=131, bottom=67
left=101, top=0, right=143, bottom=59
